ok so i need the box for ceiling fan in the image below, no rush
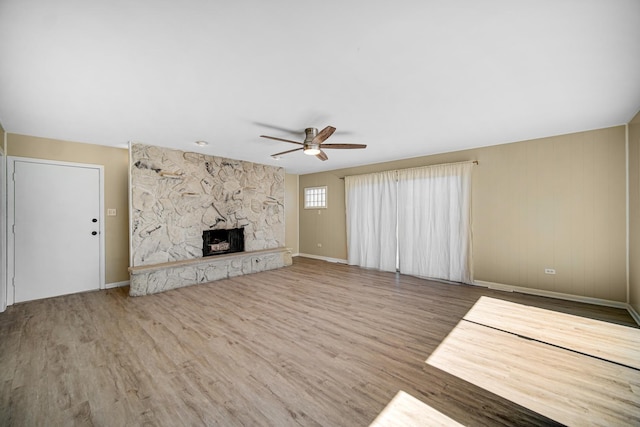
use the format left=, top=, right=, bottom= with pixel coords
left=260, top=126, right=366, bottom=161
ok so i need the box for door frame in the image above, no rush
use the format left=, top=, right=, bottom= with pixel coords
left=0, top=142, right=6, bottom=312
left=7, top=156, right=105, bottom=306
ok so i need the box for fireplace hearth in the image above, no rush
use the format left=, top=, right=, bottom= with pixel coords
left=203, top=228, right=244, bottom=257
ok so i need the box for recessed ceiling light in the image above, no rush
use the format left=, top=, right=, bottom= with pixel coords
left=195, top=140, right=208, bottom=146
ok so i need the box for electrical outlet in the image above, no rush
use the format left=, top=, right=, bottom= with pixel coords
left=107, top=209, right=117, bottom=216
left=544, top=268, right=556, bottom=275
left=317, top=243, right=322, bottom=248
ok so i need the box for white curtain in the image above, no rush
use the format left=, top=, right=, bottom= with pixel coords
left=345, top=170, right=397, bottom=272
left=397, top=162, right=473, bottom=284
left=345, top=162, right=474, bottom=284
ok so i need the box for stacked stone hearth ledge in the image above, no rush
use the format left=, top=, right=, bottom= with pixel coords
left=128, top=248, right=293, bottom=296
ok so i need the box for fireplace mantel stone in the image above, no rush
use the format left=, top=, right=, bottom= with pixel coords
left=129, top=248, right=292, bottom=296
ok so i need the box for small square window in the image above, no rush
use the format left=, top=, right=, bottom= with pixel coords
left=304, top=186, right=327, bottom=209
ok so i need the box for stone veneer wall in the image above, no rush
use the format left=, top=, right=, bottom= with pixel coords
left=129, top=143, right=289, bottom=295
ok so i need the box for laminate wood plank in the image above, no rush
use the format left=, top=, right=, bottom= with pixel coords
left=0, top=379, right=11, bottom=422
left=427, top=320, right=640, bottom=426
left=0, top=257, right=636, bottom=426
left=0, top=331, right=20, bottom=384
left=80, top=292, right=173, bottom=425
left=464, top=296, right=640, bottom=369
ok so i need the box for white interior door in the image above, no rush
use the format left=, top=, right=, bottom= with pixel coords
left=10, top=158, right=103, bottom=303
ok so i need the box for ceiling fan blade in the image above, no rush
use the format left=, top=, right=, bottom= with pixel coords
left=321, top=143, right=367, bottom=149
left=260, top=135, right=304, bottom=145
left=316, top=150, right=328, bottom=161
left=313, top=126, right=336, bottom=144
left=272, top=147, right=304, bottom=157
left=253, top=122, right=303, bottom=136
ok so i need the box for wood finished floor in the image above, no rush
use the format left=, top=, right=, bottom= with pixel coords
left=0, top=257, right=637, bottom=426
left=428, top=297, right=640, bottom=426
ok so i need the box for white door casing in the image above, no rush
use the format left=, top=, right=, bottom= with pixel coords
left=7, top=157, right=104, bottom=304
left=0, top=147, right=6, bottom=311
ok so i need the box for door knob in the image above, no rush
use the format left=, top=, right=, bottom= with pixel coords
left=91, top=231, right=97, bottom=236
left=92, top=218, right=98, bottom=223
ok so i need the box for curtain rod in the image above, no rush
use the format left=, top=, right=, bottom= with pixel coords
left=338, top=160, right=478, bottom=180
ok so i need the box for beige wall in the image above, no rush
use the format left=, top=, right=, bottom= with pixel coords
left=284, top=173, right=299, bottom=254
left=300, top=126, right=627, bottom=302
left=629, top=112, right=640, bottom=316
left=7, top=134, right=130, bottom=284
left=299, top=172, right=347, bottom=259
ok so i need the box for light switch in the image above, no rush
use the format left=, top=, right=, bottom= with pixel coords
left=107, top=209, right=117, bottom=216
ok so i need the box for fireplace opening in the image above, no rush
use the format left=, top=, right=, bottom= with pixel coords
left=203, top=228, right=244, bottom=257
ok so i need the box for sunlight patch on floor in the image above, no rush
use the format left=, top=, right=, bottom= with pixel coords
left=426, top=297, right=640, bottom=426
left=369, top=390, right=463, bottom=427
left=464, top=296, right=640, bottom=369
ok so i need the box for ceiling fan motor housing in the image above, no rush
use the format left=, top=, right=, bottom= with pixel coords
left=304, top=128, right=318, bottom=143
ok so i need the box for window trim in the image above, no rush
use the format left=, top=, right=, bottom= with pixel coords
left=304, top=186, right=328, bottom=209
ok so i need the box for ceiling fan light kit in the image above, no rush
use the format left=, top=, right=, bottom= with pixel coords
left=260, top=126, right=366, bottom=161
left=304, top=144, right=321, bottom=156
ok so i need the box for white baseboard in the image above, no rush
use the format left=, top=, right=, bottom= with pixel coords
left=627, top=304, right=640, bottom=326
left=474, top=280, right=629, bottom=310
left=297, top=253, right=348, bottom=264
left=105, top=280, right=129, bottom=289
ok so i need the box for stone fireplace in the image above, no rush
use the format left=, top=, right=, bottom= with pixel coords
left=203, top=228, right=244, bottom=257
left=128, top=143, right=292, bottom=296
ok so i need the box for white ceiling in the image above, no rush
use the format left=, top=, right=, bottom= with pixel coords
left=1, top=0, right=639, bottom=175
